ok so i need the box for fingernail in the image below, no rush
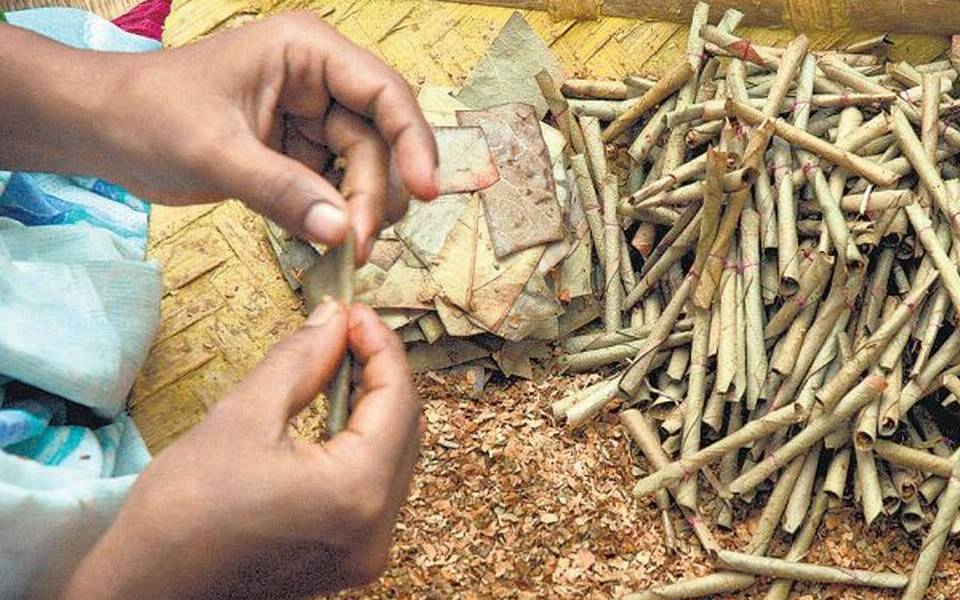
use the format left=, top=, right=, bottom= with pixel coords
left=303, top=201, right=348, bottom=243
left=305, top=296, right=341, bottom=327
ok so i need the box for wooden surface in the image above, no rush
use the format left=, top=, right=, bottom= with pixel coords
left=450, top=0, right=960, bottom=36
left=129, top=0, right=951, bottom=452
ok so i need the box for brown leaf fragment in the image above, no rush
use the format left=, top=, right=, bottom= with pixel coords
left=434, top=126, right=500, bottom=195
left=457, top=102, right=564, bottom=257
left=455, top=11, right=565, bottom=119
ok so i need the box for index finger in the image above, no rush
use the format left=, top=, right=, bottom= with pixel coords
left=293, top=15, right=439, bottom=201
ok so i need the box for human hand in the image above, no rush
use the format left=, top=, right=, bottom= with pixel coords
left=0, top=13, right=438, bottom=263
left=60, top=301, right=421, bottom=599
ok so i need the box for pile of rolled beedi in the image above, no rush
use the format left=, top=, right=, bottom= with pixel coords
left=545, top=3, right=960, bottom=598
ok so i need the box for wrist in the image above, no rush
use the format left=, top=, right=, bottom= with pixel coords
left=60, top=486, right=227, bottom=600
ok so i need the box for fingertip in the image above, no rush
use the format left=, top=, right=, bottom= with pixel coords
left=305, top=296, right=347, bottom=328
left=348, top=303, right=400, bottom=357
left=394, top=138, right=439, bottom=202
left=303, top=200, right=349, bottom=246
left=348, top=303, right=382, bottom=334
left=349, top=212, right=377, bottom=267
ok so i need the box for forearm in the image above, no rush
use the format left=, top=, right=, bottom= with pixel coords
left=0, top=24, right=133, bottom=176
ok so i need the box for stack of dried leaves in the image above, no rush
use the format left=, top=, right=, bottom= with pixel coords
left=268, top=12, right=603, bottom=383
left=272, top=6, right=960, bottom=599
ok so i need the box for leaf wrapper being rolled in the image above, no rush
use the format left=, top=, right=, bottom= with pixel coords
left=303, top=234, right=355, bottom=436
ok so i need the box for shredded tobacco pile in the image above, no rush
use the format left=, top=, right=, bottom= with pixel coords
left=291, top=372, right=960, bottom=599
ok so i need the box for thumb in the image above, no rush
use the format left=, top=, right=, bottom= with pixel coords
left=214, top=138, right=350, bottom=246
left=225, top=299, right=348, bottom=429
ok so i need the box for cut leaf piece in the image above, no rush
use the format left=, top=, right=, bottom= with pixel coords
left=458, top=102, right=563, bottom=257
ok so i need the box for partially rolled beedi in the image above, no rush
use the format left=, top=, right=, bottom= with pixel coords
left=620, top=409, right=719, bottom=553
left=602, top=60, right=696, bottom=142
left=714, top=550, right=909, bottom=589
left=902, top=459, right=960, bottom=600
left=632, top=402, right=801, bottom=498
left=729, top=375, right=887, bottom=495
left=726, top=98, right=901, bottom=186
